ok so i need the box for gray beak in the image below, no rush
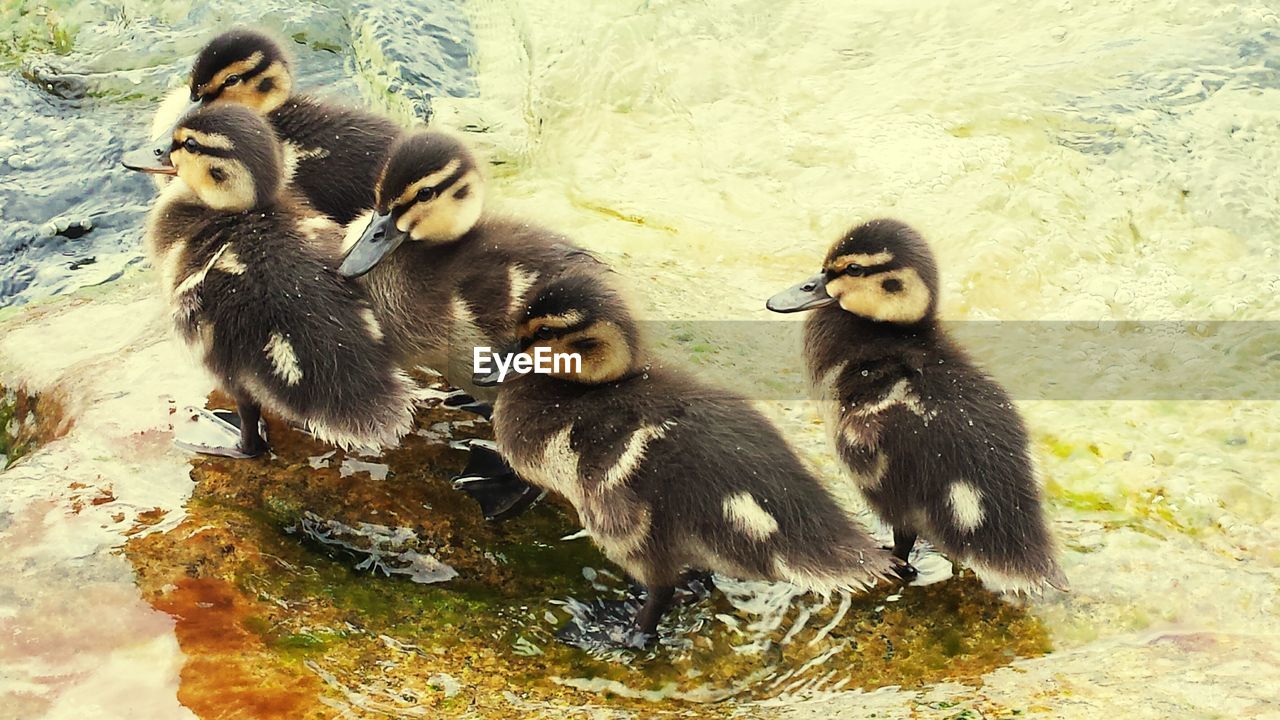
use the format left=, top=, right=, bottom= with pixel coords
left=472, top=346, right=523, bottom=387
left=121, top=98, right=202, bottom=174
left=121, top=142, right=176, bottom=175
left=766, top=273, right=836, bottom=313
left=338, top=211, right=408, bottom=278
left=472, top=368, right=504, bottom=387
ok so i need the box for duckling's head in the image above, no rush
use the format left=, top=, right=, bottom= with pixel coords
left=189, top=29, right=293, bottom=114
left=767, top=219, right=938, bottom=324
left=338, top=131, right=485, bottom=277
left=124, top=105, right=284, bottom=212
left=476, top=273, right=643, bottom=386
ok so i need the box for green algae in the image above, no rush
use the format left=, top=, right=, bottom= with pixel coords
left=0, top=2, right=78, bottom=63
left=0, top=384, right=64, bottom=469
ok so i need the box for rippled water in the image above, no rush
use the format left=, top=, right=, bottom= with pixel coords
left=1, top=0, right=1279, bottom=717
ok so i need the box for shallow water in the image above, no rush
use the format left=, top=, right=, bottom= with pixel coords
left=2, top=0, right=1279, bottom=717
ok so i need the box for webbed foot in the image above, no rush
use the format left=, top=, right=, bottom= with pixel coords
left=173, top=406, right=269, bottom=459
left=441, top=390, right=493, bottom=419
left=890, top=561, right=919, bottom=583
left=450, top=440, right=543, bottom=521
left=555, top=597, right=654, bottom=650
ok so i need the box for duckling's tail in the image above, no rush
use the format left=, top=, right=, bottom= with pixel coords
left=302, top=367, right=417, bottom=452
left=772, top=539, right=896, bottom=594
left=966, top=556, right=1070, bottom=596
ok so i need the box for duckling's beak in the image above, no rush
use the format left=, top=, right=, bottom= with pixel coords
left=121, top=143, right=176, bottom=175
left=472, top=368, right=504, bottom=387
left=338, top=211, right=407, bottom=277
left=766, top=273, right=836, bottom=313
left=473, top=345, right=524, bottom=387
left=123, top=96, right=202, bottom=174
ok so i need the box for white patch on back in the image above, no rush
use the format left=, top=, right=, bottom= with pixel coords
left=214, top=247, right=247, bottom=275
left=948, top=480, right=985, bottom=532
left=173, top=243, right=232, bottom=297
left=723, top=491, right=780, bottom=540
left=298, top=215, right=338, bottom=238
left=512, top=425, right=582, bottom=504
left=506, top=265, right=540, bottom=319
left=360, top=307, right=384, bottom=342
left=157, top=239, right=189, bottom=296
left=342, top=210, right=376, bottom=254
left=850, top=378, right=937, bottom=423
left=600, top=422, right=671, bottom=491
left=812, top=360, right=848, bottom=437
left=264, top=331, right=304, bottom=386
left=281, top=143, right=330, bottom=181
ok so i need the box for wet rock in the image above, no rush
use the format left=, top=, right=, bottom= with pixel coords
left=122, top=380, right=1050, bottom=715
left=0, top=383, right=70, bottom=469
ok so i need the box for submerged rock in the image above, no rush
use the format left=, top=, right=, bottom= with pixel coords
left=121, top=382, right=1050, bottom=717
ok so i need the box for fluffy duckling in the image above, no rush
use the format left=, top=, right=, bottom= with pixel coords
left=336, top=130, right=605, bottom=519
left=767, top=219, right=1067, bottom=593
left=478, top=273, right=894, bottom=645
left=124, top=104, right=415, bottom=457
left=337, top=130, right=605, bottom=382
left=132, top=28, right=400, bottom=224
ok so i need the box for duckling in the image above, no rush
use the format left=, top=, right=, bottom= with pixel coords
left=337, top=130, right=606, bottom=519
left=477, top=273, right=894, bottom=646
left=129, top=28, right=400, bottom=225
left=766, top=219, right=1068, bottom=594
left=123, top=104, right=415, bottom=458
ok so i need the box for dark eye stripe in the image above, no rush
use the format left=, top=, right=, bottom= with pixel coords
left=392, top=164, right=472, bottom=215
left=433, top=163, right=469, bottom=194
left=171, top=139, right=235, bottom=158
left=200, top=54, right=274, bottom=102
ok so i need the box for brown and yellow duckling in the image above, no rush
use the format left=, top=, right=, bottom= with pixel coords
left=768, top=219, right=1068, bottom=593
left=478, top=272, right=895, bottom=646
left=125, top=104, right=414, bottom=458
left=336, top=130, right=606, bottom=519
left=133, top=28, right=401, bottom=224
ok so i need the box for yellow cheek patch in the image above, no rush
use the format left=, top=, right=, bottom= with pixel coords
left=829, top=251, right=894, bottom=273
left=399, top=170, right=485, bottom=243
left=557, top=322, right=632, bottom=384
left=176, top=154, right=258, bottom=212
left=827, top=267, right=931, bottom=323
left=216, top=62, right=290, bottom=112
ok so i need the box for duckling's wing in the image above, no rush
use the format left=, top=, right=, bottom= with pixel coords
left=197, top=242, right=415, bottom=451
left=886, top=363, right=1064, bottom=593
left=550, top=242, right=612, bottom=271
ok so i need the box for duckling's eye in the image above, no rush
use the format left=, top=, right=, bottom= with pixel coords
left=183, top=137, right=199, bottom=152
left=224, top=74, right=242, bottom=87
left=416, top=186, right=437, bottom=203
left=534, top=326, right=556, bottom=340
left=844, top=264, right=868, bottom=277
